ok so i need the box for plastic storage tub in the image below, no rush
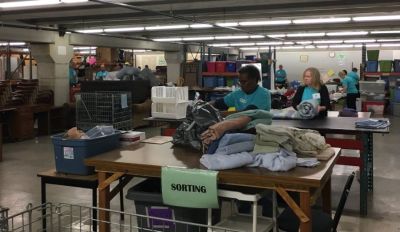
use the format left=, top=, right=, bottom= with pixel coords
left=52, top=132, right=121, bottom=175
left=379, top=60, right=393, bottom=72
left=215, top=62, right=226, bottom=73
left=366, top=61, right=379, bottom=72
left=362, top=101, right=385, bottom=115
left=151, top=102, right=189, bottom=119
left=206, top=62, right=216, bottom=72
left=225, top=62, right=236, bottom=72
left=394, top=87, right=400, bottom=102
left=367, top=50, right=379, bottom=61
left=394, top=60, right=400, bottom=72
left=216, top=77, right=225, bottom=87
left=203, top=77, right=217, bottom=88
left=152, top=86, right=189, bottom=104
left=126, top=178, right=220, bottom=232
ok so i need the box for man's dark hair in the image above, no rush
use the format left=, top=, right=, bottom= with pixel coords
left=352, top=67, right=358, bottom=72
left=238, top=65, right=260, bottom=82
left=342, top=69, right=348, bottom=75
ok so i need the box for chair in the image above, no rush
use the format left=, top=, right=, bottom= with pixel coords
left=278, top=172, right=355, bottom=232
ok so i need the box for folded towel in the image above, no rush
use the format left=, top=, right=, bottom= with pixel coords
left=355, top=119, right=390, bottom=129
left=200, top=152, right=254, bottom=170
left=214, top=140, right=255, bottom=155
left=218, top=133, right=255, bottom=148
left=297, top=99, right=319, bottom=119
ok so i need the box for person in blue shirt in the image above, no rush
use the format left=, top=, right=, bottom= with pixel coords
left=339, top=70, right=359, bottom=109
left=292, top=67, right=331, bottom=117
left=275, top=64, right=287, bottom=87
left=348, top=67, right=360, bottom=94
left=214, top=65, right=271, bottom=111
left=95, top=64, right=108, bottom=80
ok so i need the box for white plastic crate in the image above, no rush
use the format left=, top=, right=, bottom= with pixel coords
left=151, top=86, right=189, bottom=103
left=151, top=102, right=189, bottom=119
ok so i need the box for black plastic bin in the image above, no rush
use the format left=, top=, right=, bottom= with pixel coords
left=126, top=178, right=220, bottom=232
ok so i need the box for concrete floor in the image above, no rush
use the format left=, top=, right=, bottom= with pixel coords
left=1, top=119, right=400, bottom=231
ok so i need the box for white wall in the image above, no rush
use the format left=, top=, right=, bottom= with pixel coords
left=135, top=52, right=166, bottom=70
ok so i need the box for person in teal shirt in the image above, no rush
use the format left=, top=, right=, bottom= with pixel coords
left=96, top=64, right=108, bottom=80
left=339, top=70, right=359, bottom=109
left=214, top=65, right=271, bottom=111
left=275, top=64, right=287, bottom=87
left=348, top=67, right=360, bottom=94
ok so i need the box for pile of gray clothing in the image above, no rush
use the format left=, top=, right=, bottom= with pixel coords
left=116, top=67, right=159, bottom=86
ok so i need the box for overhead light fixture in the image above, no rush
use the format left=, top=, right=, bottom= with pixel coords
left=259, top=47, right=277, bottom=50
left=370, top=30, right=400, bottom=34
left=250, top=35, right=265, bottom=39
left=76, top=29, right=103, bottom=33
left=381, top=43, right=400, bottom=47
left=281, top=46, right=304, bottom=49
left=377, top=39, right=400, bottom=42
left=104, top=27, right=144, bottom=32
left=182, top=36, right=214, bottom=41
left=305, top=45, right=316, bottom=49
left=133, top=49, right=152, bottom=53
left=317, top=45, right=329, bottom=49
left=296, top=41, right=313, bottom=45
left=293, top=17, right=351, bottom=24
left=267, top=34, right=285, bottom=38
left=240, top=47, right=260, bottom=50
left=230, top=43, right=255, bottom=46
left=366, top=44, right=381, bottom=48
left=0, top=0, right=59, bottom=8
left=190, top=24, right=213, bottom=29
left=208, top=43, right=229, bottom=47
left=215, top=35, right=249, bottom=40
left=10, top=42, right=26, bottom=46
left=146, top=25, right=189, bottom=31
left=73, top=46, right=96, bottom=50
left=286, top=32, right=325, bottom=37
left=329, top=44, right=354, bottom=48
left=256, top=41, right=283, bottom=45
left=344, top=39, right=376, bottom=43
left=354, top=44, right=363, bottom=48
left=239, top=20, right=291, bottom=26
left=353, top=15, right=400, bottom=22
left=326, top=31, right=368, bottom=36
left=216, top=22, right=238, bottom=27
left=284, top=42, right=294, bottom=45
left=313, top=40, right=343, bottom=44
left=22, top=48, right=30, bottom=52
left=78, top=50, right=96, bottom=54
left=153, top=38, right=182, bottom=42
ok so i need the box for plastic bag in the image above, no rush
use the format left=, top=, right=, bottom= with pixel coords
left=85, top=125, right=115, bottom=139
left=172, top=100, right=222, bottom=150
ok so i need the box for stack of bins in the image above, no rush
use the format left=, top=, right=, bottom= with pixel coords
left=366, top=50, right=379, bottom=72
left=151, top=86, right=189, bottom=119
left=392, top=80, right=400, bottom=116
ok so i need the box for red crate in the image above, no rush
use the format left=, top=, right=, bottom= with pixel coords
left=215, top=62, right=226, bottom=73
left=362, top=101, right=385, bottom=115
left=206, top=62, right=216, bottom=72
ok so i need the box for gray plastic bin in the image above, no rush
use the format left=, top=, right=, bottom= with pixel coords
left=126, top=178, right=220, bottom=232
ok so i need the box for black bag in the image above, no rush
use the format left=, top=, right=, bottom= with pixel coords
left=172, top=100, right=222, bottom=150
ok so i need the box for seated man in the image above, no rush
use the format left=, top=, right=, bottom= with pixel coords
left=214, top=65, right=271, bottom=111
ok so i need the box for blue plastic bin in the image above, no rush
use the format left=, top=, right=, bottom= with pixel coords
left=366, top=61, right=378, bottom=72
left=226, top=62, right=236, bottom=72
left=394, top=60, right=400, bottom=72
left=216, top=77, right=225, bottom=87
left=52, top=132, right=121, bottom=175
left=203, top=77, right=217, bottom=88
left=395, top=87, right=400, bottom=102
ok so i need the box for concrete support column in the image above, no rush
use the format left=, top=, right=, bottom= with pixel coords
left=165, top=50, right=184, bottom=83
left=31, top=35, right=73, bottom=106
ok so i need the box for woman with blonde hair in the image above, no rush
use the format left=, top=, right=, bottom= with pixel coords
left=292, top=67, right=331, bottom=117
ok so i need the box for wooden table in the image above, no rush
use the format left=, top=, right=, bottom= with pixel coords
left=272, top=116, right=389, bottom=216
left=85, top=142, right=341, bottom=232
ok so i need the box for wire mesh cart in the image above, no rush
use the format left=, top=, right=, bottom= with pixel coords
left=0, top=203, right=245, bottom=232
left=76, top=92, right=132, bottom=131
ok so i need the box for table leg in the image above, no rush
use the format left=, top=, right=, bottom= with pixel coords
left=98, top=172, right=110, bottom=232
left=119, top=179, right=124, bottom=221
left=367, top=133, right=374, bottom=192
left=360, top=133, right=369, bottom=216
left=322, top=178, right=332, bottom=214
left=299, top=191, right=312, bottom=232
left=92, top=187, right=97, bottom=232
left=41, top=179, right=46, bottom=231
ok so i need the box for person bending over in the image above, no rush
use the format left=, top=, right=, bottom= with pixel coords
left=339, top=70, right=359, bottom=110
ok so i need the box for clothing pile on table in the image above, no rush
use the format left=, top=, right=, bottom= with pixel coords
left=270, top=99, right=319, bottom=120
left=355, top=119, right=390, bottom=129
left=200, top=123, right=334, bottom=171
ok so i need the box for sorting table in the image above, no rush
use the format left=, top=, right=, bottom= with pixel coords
left=85, top=142, right=341, bottom=232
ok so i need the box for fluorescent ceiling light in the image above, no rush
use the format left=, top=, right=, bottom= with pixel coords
left=366, top=44, right=381, bottom=48
left=281, top=46, right=304, bottom=49
left=10, top=42, right=26, bottom=46
left=284, top=42, right=294, bottom=45
left=381, top=43, right=400, bottom=47
left=305, top=45, right=316, bottom=49
left=153, top=38, right=182, bottom=42
left=293, top=17, right=351, bottom=24
left=370, top=30, right=400, bottom=34
left=104, top=27, right=144, bottom=32
left=73, top=47, right=96, bottom=50
left=344, top=39, right=376, bottom=43
left=240, top=47, right=260, bottom=50
left=239, top=20, right=291, bottom=26
left=354, top=44, right=363, bottom=48
left=317, top=45, right=329, bottom=48
left=230, top=43, right=255, bottom=46
left=77, top=29, right=103, bottom=33
left=327, top=31, right=368, bottom=36
left=377, top=39, right=400, bottom=42
left=286, top=32, right=325, bottom=37
left=296, top=41, right=312, bottom=45
left=256, top=42, right=283, bottom=45
left=250, top=35, right=265, bottom=39
left=22, top=48, right=30, bottom=52
left=182, top=36, right=214, bottom=41
left=78, top=50, right=96, bottom=54
left=215, top=35, right=249, bottom=40
left=353, top=15, right=400, bottom=22
left=259, top=47, right=277, bottom=50
left=216, top=22, right=238, bottom=27
left=268, top=34, right=285, bottom=38
left=208, top=43, right=229, bottom=47
left=329, top=44, right=354, bottom=48
left=146, top=25, right=189, bottom=30
left=313, top=40, right=343, bottom=44
left=0, top=0, right=59, bottom=8
left=190, top=24, right=213, bottom=28
left=133, top=50, right=152, bottom=53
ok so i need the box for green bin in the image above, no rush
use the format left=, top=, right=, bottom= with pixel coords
left=379, top=60, right=393, bottom=72
left=367, top=50, right=379, bottom=61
